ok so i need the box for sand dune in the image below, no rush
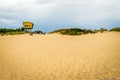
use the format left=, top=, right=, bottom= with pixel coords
left=0, top=32, right=120, bottom=80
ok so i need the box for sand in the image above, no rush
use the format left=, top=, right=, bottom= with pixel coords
left=0, top=32, right=120, bottom=80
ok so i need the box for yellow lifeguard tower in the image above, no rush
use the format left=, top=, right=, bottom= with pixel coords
left=22, top=21, right=34, bottom=31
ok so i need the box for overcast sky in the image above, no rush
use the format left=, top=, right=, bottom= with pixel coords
left=0, top=0, right=120, bottom=32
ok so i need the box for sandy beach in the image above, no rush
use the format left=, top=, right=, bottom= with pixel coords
left=0, top=32, right=120, bottom=80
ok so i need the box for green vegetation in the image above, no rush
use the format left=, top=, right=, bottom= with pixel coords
left=110, top=27, right=120, bottom=32
left=100, top=28, right=108, bottom=33
left=92, top=28, right=108, bottom=33
left=0, top=27, right=120, bottom=36
left=49, top=28, right=95, bottom=35
left=49, top=28, right=110, bottom=35
left=0, top=28, right=27, bottom=36
left=0, top=28, right=44, bottom=36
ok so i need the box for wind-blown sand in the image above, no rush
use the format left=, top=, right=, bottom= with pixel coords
left=0, top=32, right=120, bottom=80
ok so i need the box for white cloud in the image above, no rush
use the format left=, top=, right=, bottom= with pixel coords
left=0, top=0, right=120, bottom=30
left=0, top=18, right=16, bottom=24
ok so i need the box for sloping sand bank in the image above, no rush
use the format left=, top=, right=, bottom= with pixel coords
left=0, top=32, right=120, bottom=80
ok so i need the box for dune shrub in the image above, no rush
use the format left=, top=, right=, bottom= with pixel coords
left=0, top=28, right=26, bottom=35
left=49, top=28, right=95, bottom=35
left=110, top=27, right=120, bottom=32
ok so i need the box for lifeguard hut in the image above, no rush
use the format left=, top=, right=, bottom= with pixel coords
left=22, top=21, right=34, bottom=31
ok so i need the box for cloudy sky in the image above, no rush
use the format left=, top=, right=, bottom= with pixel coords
left=0, top=0, right=120, bottom=32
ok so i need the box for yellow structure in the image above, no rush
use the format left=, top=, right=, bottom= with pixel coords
left=22, top=21, right=34, bottom=29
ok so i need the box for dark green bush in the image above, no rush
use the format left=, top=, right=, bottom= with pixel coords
left=100, top=28, right=108, bottom=33
left=49, top=28, right=95, bottom=35
left=33, top=31, right=43, bottom=34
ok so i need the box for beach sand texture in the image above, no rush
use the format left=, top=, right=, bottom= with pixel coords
left=0, top=32, right=120, bottom=80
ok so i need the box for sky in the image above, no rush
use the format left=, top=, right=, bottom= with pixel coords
left=0, top=0, right=120, bottom=32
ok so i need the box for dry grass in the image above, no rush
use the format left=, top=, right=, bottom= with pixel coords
left=0, top=32, right=120, bottom=80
